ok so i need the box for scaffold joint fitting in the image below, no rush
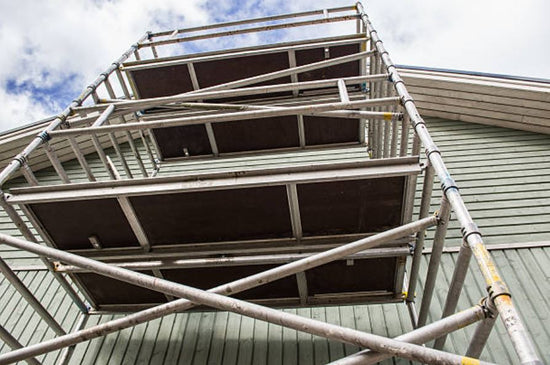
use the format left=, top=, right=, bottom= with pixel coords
left=488, top=280, right=511, bottom=302
left=441, top=176, right=458, bottom=193
left=37, top=131, right=51, bottom=143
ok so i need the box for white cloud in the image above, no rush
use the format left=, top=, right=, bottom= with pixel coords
left=0, top=0, right=548, bottom=131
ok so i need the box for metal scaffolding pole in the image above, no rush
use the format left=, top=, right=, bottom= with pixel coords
left=0, top=232, right=493, bottom=365
left=78, top=74, right=386, bottom=116
left=0, top=258, right=65, bottom=336
left=406, top=163, right=435, bottom=326
left=418, top=196, right=452, bottom=327
left=356, top=3, right=542, bottom=363
left=433, top=241, right=473, bottom=350
left=50, top=97, right=399, bottom=137
left=466, top=298, right=498, bottom=359
left=326, top=304, right=486, bottom=365
left=0, top=218, right=433, bottom=363
left=0, top=324, right=41, bottom=365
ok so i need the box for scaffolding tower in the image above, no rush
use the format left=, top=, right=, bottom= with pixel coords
left=0, top=3, right=543, bottom=364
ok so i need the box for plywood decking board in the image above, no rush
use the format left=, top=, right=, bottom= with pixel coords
left=28, top=198, right=140, bottom=250
left=129, top=185, right=293, bottom=245
left=129, top=43, right=363, bottom=159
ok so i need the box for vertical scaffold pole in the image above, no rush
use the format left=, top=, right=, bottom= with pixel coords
left=356, top=2, right=542, bottom=363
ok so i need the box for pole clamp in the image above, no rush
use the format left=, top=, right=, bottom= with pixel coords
left=390, top=72, right=404, bottom=85
left=37, top=131, right=51, bottom=143
left=461, top=222, right=481, bottom=241
left=479, top=297, right=497, bottom=318
left=441, top=176, right=458, bottom=193
left=14, top=153, right=27, bottom=166
left=488, top=280, right=511, bottom=302
left=425, top=143, right=440, bottom=157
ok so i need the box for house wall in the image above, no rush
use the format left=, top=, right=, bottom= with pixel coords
left=0, top=118, right=549, bottom=364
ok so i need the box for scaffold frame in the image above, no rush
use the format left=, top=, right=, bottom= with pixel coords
left=0, top=3, right=543, bottom=365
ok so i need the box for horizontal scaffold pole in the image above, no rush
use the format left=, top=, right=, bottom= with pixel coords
left=355, top=2, right=543, bottom=364
left=73, top=74, right=388, bottom=117
left=143, top=14, right=359, bottom=48
left=150, top=6, right=355, bottom=38
left=51, top=97, right=400, bottom=137
left=0, top=219, right=492, bottom=365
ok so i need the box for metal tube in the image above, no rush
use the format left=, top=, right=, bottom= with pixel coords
left=390, top=119, right=398, bottom=157
left=400, top=111, right=410, bottom=156
left=326, top=304, right=486, bottom=365
left=182, top=50, right=374, bottom=95
left=103, top=77, right=147, bottom=177
left=144, top=15, right=359, bottom=48
left=79, top=74, right=387, bottom=115
left=357, top=3, right=542, bottom=363
left=52, top=97, right=400, bottom=137
left=43, top=143, right=70, bottom=184
left=0, top=32, right=148, bottom=188
left=106, top=132, right=133, bottom=179
left=55, top=248, right=410, bottom=273
left=0, top=231, right=493, bottom=365
left=0, top=196, right=88, bottom=314
left=406, top=164, right=435, bottom=318
left=433, top=241, right=472, bottom=350
left=57, top=314, right=88, bottom=365
left=418, top=196, right=451, bottom=327
left=0, top=324, right=41, bottom=365
left=4, top=220, right=425, bottom=359
left=0, top=257, right=65, bottom=336
left=66, top=136, right=96, bottom=182
left=20, top=163, right=39, bottom=186
left=466, top=300, right=498, bottom=359
left=90, top=134, right=116, bottom=180
left=151, top=6, right=354, bottom=37
left=149, top=100, right=402, bottom=120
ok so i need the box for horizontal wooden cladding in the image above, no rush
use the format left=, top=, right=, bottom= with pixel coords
left=0, top=127, right=143, bottom=176
left=400, top=69, right=550, bottom=134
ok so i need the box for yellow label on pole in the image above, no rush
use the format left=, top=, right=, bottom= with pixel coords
left=383, top=113, right=392, bottom=121
left=461, top=357, right=480, bottom=365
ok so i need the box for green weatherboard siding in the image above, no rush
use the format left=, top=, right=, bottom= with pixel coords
left=0, top=118, right=549, bottom=363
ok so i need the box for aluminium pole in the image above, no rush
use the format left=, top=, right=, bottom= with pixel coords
left=417, top=196, right=452, bottom=327
left=327, top=304, right=486, bottom=365
left=406, top=163, right=435, bottom=327
left=0, top=257, right=65, bottom=336
left=0, top=218, right=434, bottom=362
left=433, top=240, right=472, bottom=350
left=0, top=325, right=41, bottom=365
left=466, top=298, right=498, bottom=359
left=49, top=97, right=400, bottom=137
left=356, top=3, right=542, bottom=363
left=0, top=232, right=494, bottom=365
left=86, top=74, right=388, bottom=116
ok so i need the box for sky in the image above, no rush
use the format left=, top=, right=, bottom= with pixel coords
left=0, top=0, right=548, bottom=132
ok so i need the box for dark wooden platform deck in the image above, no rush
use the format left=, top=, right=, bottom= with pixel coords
left=126, top=43, right=364, bottom=159
left=9, top=157, right=420, bottom=310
